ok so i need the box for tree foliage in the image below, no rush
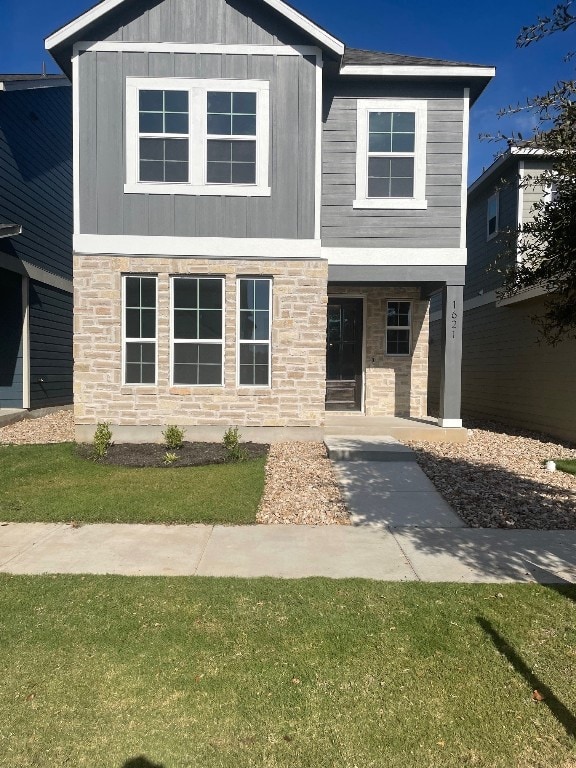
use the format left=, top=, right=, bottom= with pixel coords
left=496, top=2, right=576, bottom=344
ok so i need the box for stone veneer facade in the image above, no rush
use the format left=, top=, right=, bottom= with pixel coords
left=74, top=255, right=328, bottom=438
left=327, top=285, right=429, bottom=418
left=74, top=254, right=430, bottom=439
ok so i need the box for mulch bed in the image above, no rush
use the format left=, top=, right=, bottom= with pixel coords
left=76, top=441, right=269, bottom=468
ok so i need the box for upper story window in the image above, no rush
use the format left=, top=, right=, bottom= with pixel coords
left=354, top=99, right=428, bottom=210
left=487, top=191, right=499, bottom=240
left=126, top=78, right=270, bottom=197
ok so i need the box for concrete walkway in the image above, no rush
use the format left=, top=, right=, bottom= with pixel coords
left=0, top=436, right=574, bottom=583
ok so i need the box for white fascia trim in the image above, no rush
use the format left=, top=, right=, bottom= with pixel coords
left=340, top=65, right=495, bottom=78
left=516, top=160, right=524, bottom=263
left=314, top=51, right=323, bottom=240
left=0, top=77, right=70, bottom=91
left=438, top=418, right=463, bottom=428
left=72, top=54, right=80, bottom=234
left=46, top=0, right=344, bottom=55
left=21, top=276, right=30, bottom=410
left=323, top=247, right=467, bottom=266
left=468, top=147, right=551, bottom=197
left=460, top=88, right=470, bottom=249
left=74, top=234, right=322, bottom=259
left=73, top=41, right=322, bottom=56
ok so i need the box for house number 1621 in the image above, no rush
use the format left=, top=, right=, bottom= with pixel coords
left=451, top=300, right=458, bottom=340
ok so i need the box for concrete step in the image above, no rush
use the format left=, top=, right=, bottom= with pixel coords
left=324, top=435, right=417, bottom=462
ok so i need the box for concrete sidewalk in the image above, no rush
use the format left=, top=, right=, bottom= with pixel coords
left=0, top=435, right=574, bottom=584
left=0, top=522, right=574, bottom=583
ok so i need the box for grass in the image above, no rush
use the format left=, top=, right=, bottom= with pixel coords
left=556, top=459, right=576, bottom=477
left=0, top=577, right=574, bottom=768
left=0, top=443, right=265, bottom=524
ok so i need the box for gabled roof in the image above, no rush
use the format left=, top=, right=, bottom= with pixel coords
left=468, top=146, right=554, bottom=196
left=45, top=0, right=345, bottom=56
left=342, top=48, right=491, bottom=68
left=0, top=74, right=69, bottom=91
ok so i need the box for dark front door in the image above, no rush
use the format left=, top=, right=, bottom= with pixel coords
left=326, top=297, right=363, bottom=411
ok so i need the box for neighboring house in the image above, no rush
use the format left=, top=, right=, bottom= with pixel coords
left=0, top=74, right=73, bottom=411
left=428, top=146, right=576, bottom=442
left=46, top=0, right=494, bottom=442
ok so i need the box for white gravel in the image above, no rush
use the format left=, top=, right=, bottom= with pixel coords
left=409, top=422, right=576, bottom=530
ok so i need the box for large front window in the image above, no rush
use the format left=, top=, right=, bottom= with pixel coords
left=126, top=78, right=270, bottom=196
left=355, top=99, right=427, bottom=210
left=172, top=277, right=224, bottom=386
left=238, top=278, right=272, bottom=387
left=123, top=275, right=157, bottom=384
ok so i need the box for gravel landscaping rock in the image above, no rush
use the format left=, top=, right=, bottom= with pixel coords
left=257, top=442, right=350, bottom=525
left=0, top=409, right=75, bottom=445
left=408, top=421, right=576, bottom=530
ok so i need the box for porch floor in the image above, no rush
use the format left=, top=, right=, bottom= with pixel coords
left=324, top=413, right=468, bottom=443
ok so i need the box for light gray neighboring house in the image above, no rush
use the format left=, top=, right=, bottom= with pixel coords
left=429, top=147, right=576, bottom=443
left=45, top=0, right=494, bottom=443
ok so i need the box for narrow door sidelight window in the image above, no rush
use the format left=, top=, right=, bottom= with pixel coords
left=238, top=278, right=271, bottom=386
left=124, top=275, right=157, bottom=384
left=386, top=301, right=411, bottom=355
left=172, top=277, right=224, bottom=386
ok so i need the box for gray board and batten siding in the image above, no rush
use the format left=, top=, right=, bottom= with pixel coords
left=322, top=82, right=465, bottom=249
left=0, top=86, right=72, bottom=280
left=78, top=50, right=316, bottom=240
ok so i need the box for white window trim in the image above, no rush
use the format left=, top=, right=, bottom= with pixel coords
left=236, top=278, right=272, bottom=389
left=170, top=276, right=225, bottom=388
left=354, top=98, right=428, bottom=210
left=125, top=77, right=271, bottom=197
left=386, top=300, right=412, bottom=357
left=487, top=191, right=499, bottom=240
left=122, top=274, right=158, bottom=386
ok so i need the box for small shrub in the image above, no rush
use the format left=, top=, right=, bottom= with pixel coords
left=163, top=425, right=185, bottom=450
left=223, top=426, right=247, bottom=463
left=163, top=451, right=179, bottom=466
left=92, top=422, right=112, bottom=460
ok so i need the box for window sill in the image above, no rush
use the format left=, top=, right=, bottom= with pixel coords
left=486, top=231, right=498, bottom=241
left=124, top=183, right=271, bottom=197
left=353, top=198, right=428, bottom=210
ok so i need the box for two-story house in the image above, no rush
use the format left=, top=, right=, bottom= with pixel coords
left=0, top=74, right=73, bottom=414
left=46, top=0, right=494, bottom=443
left=429, top=147, right=576, bottom=443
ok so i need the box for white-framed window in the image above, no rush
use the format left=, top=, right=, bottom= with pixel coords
left=386, top=301, right=412, bottom=356
left=123, top=275, right=157, bottom=385
left=544, top=181, right=558, bottom=204
left=237, top=278, right=272, bottom=387
left=354, top=99, right=428, bottom=210
left=487, top=191, right=499, bottom=240
left=171, top=276, right=224, bottom=386
left=126, top=77, right=270, bottom=196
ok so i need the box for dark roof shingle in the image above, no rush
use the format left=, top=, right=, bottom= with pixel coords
left=342, top=47, right=491, bottom=68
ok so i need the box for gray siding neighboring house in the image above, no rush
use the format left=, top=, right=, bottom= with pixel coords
left=46, top=0, right=494, bottom=441
left=429, top=148, right=576, bottom=443
left=0, top=76, right=73, bottom=410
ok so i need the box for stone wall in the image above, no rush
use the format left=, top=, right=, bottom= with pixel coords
left=74, top=255, right=328, bottom=434
left=327, top=285, right=429, bottom=418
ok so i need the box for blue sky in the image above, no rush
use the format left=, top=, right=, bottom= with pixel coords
left=2, top=0, right=572, bottom=182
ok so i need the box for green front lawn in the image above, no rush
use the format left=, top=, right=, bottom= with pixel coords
left=0, top=443, right=265, bottom=524
left=556, top=459, right=576, bottom=477
left=0, top=577, right=574, bottom=768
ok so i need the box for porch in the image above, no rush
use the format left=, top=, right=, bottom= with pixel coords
left=324, top=412, right=467, bottom=443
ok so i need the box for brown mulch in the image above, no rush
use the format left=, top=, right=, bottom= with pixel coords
left=76, top=441, right=269, bottom=468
